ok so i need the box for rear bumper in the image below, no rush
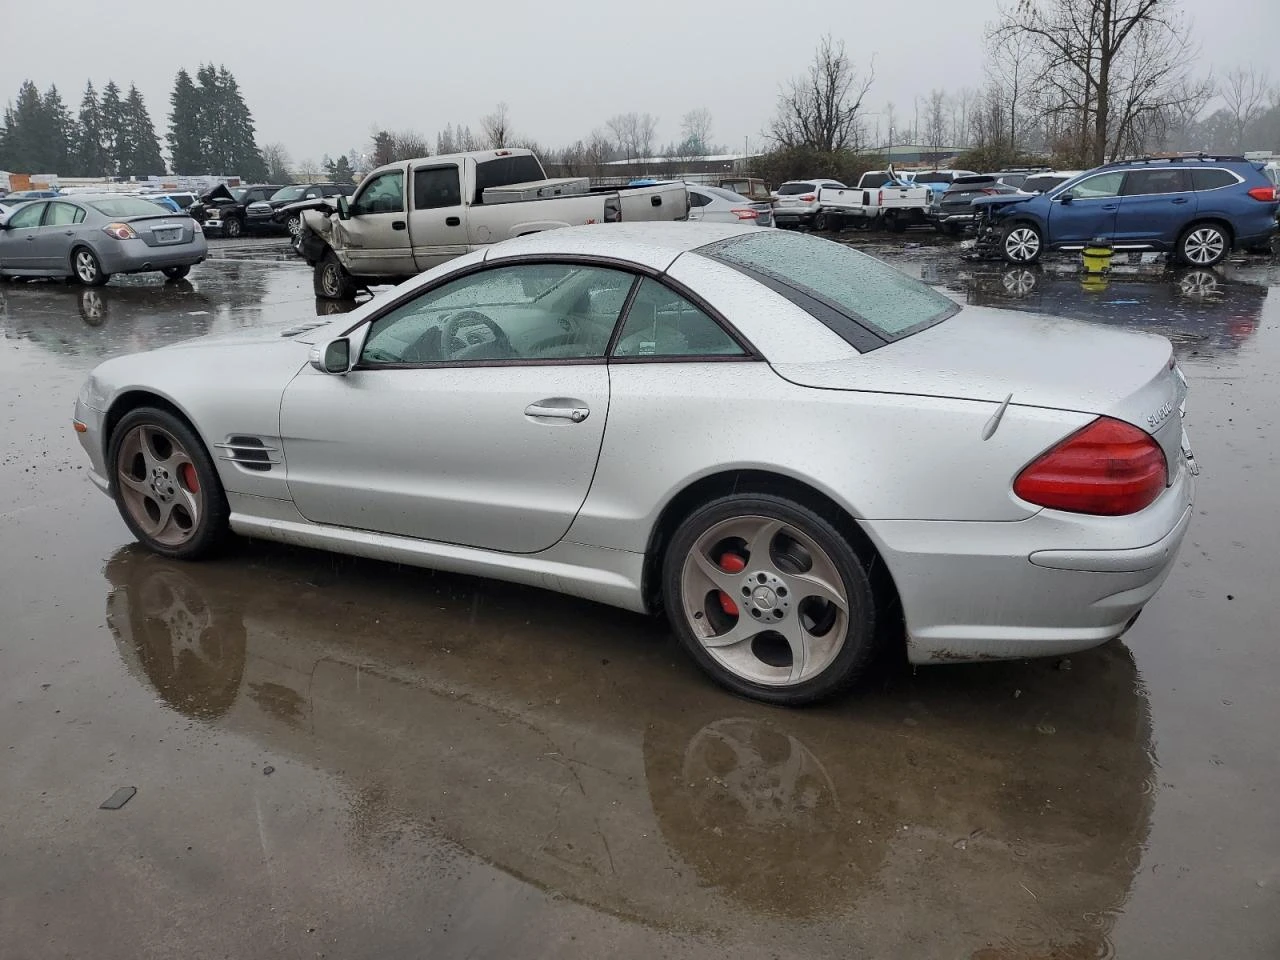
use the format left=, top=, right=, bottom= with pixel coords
left=98, top=237, right=208, bottom=274
left=773, top=208, right=817, bottom=224
left=864, top=464, right=1195, bottom=664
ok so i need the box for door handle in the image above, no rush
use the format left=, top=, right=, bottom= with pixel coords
left=1102, top=204, right=1118, bottom=210
left=525, top=400, right=590, bottom=423
left=445, top=216, right=461, bottom=226
left=392, top=220, right=406, bottom=230
left=1171, top=197, right=1189, bottom=204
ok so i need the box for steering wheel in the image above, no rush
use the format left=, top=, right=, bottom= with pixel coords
left=442, top=310, right=512, bottom=360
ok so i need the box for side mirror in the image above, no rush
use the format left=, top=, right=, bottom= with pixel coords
left=1059, top=194, right=1074, bottom=204
left=311, top=338, right=352, bottom=375
left=336, top=195, right=351, bottom=220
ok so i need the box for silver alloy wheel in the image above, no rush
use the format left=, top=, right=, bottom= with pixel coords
left=75, top=250, right=99, bottom=283
left=680, top=515, right=850, bottom=686
left=287, top=215, right=302, bottom=239
left=1004, top=227, right=1041, bottom=262
left=115, top=424, right=203, bottom=548
left=1183, top=227, right=1226, bottom=265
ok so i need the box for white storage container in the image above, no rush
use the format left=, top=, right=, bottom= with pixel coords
left=483, top=177, right=591, bottom=204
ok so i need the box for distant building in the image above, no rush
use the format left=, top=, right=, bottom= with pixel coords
left=875, top=144, right=965, bottom=166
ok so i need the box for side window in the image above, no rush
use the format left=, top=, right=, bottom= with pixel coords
left=1121, top=169, right=1189, bottom=195
left=612, top=278, right=745, bottom=359
left=1063, top=171, right=1125, bottom=200
left=413, top=166, right=462, bottom=210
left=303, top=187, right=321, bottom=199
left=46, top=202, right=84, bottom=225
left=359, top=263, right=636, bottom=365
left=351, top=171, right=404, bottom=215
left=7, top=202, right=47, bottom=228
left=1191, top=168, right=1239, bottom=191
left=688, top=191, right=711, bottom=208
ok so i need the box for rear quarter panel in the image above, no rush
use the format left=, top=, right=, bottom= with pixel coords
left=618, top=182, right=688, bottom=222
left=467, top=194, right=607, bottom=245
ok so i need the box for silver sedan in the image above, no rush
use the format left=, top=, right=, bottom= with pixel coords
left=72, top=223, right=1195, bottom=705
left=686, top=183, right=774, bottom=227
left=0, top=194, right=207, bottom=285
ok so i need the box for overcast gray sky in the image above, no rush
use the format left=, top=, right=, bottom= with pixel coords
left=3, top=0, right=1277, bottom=164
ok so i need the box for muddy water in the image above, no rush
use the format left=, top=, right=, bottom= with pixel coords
left=1, top=254, right=1276, bottom=958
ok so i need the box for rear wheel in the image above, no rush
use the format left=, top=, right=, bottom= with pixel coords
left=162, top=265, right=190, bottom=280
left=223, top=215, right=243, bottom=239
left=314, top=249, right=357, bottom=300
left=884, top=212, right=906, bottom=233
left=1177, top=223, right=1230, bottom=266
left=108, top=407, right=228, bottom=559
left=811, top=212, right=829, bottom=232
left=72, top=247, right=109, bottom=286
left=663, top=494, right=878, bottom=706
left=1001, top=222, right=1043, bottom=264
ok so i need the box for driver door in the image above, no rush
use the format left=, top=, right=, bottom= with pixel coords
left=332, top=169, right=415, bottom=278
left=1047, top=170, right=1124, bottom=246
left=0, top=202, right=49, bottom=270
left=280, top=261, right=638, bottom=554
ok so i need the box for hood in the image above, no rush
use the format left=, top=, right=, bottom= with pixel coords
left=971, top=193, right=1033, bottom=210
left=199, top=183, right=236, bottom=203
left=770, top=304, right=1177, bottom=429
left=154, top=317, right=342, bottom=354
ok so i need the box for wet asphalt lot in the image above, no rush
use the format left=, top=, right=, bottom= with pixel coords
left=1, top=236, right=1277, bottom=959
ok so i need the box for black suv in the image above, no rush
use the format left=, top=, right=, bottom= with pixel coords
left=189, top=184, right=284, bottom=238
left=248, top=183, right=355, bottom=239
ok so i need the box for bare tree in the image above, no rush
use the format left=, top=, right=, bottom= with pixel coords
left=923, top=90, right=948, bottom=163
left=679, top=108, right=714, bottom=155
left=261, top=142, right=292, bottom=183
left=768, top=36, right=875, bottom=152
left=1159, top=75, right=1216, bottom=151
left=1221, top=67, right=1271, bottom=151
left=994, top=0, right=1196, bottom=166
left=583, top=127, right=614, bottom=175
left=480, top=102, right=511, bottom=149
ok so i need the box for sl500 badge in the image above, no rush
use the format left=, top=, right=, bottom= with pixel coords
left=1147, top=400, right=1174, bottom=430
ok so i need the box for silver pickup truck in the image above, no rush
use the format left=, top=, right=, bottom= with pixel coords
left=296, top=149, right=689, bottom=299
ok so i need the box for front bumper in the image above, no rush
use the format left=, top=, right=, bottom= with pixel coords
left=864, top=461, right=1195, bottom=663
left=73, top=397, right=110, bottom=496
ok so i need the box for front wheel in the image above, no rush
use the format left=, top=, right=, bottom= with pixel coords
left=663, top=493, right=878, bottom=705
left=108, top=407, right=229, bottom=559
left=162, top=265, right=190, bottom=281
left=286, top=215, right=302, bottom=241
left=314, top=250, right=357, bottom=300
left=1178, top=223, right=1229, bottom=266
left=73, top=247, right=110, bottom=286
left=1001, top=223, right=1043, bottom=264
left=223, top=216, right=244, bottom=239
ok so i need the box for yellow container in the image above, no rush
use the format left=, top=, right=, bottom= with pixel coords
left=1082, top=245, right=1114, bottom=273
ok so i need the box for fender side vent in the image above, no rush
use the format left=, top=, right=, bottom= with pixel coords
left=216, top=435, right=281, bottom=473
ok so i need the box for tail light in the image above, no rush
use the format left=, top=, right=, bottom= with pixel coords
left=731, top=208, right=760, bottom=220
left=102, top=222, right=138, bottom=240
left=981, top=188, right=1000, bottom=195
left=1013, top=416, right=1167, bottom=516
left=799, top=194, right=816, bottom=202
left=1247, top=186, right=1278, bottom=202
left=878, top=190, right=884, bottom=205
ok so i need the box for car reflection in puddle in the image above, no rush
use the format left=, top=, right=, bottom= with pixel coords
left=104, top=542, right=1155, bottom=956
left=918, top=260, right=1268, bottom=364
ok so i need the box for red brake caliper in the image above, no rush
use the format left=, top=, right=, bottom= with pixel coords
left=179, top=463, right=200, bottom=493
left=718, top=552, right=746, bottom=616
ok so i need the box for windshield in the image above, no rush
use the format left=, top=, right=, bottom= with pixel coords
left=701, top=231, right=958, bottom=346
left=777, top=183, right=816, bottom=195
left=86, top=197, right=173, bottom=217
left=271, top=186, right=306, bottom=202
left=231, top=188, right=249, bottom=202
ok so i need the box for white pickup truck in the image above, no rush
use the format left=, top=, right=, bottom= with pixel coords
left=297, top=149, right=689, bottom=298
left=815, top=170, right=932, bottom=232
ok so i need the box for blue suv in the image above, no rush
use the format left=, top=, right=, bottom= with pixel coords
left=972, top=155, right=1279, bottom=266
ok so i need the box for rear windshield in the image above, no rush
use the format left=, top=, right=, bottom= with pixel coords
left=910, top=172, right=952, bottom=184
left=474, top=154, right=546, bottom=202
left=777, top=182, right=816, bottom=195
left=955, top=175, right=996, bottom=186
left=701, top=231, right=958, bottom=347
left=86, top=197, right=173, bottom=217
left=705, top=186, right=751, bottom=203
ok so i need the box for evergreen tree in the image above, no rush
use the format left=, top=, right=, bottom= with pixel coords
left=75, top=80, right=108, bottom=177
left=331, top=154, right=354, bottom=181
left=119, top=84, right=164, bottom=178
left=3, top=81, right=47, bottom=171
left=216, top=66, right=266, bottom=180
left=42, top=85, right=76, bottom=175
left=99, top=80, right=124, bottom=177
left=167, top=68, right=202, bottom=174
left=194, top=64, right=224, bottom=174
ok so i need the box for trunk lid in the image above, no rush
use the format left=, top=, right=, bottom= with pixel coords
left=124, top=214, right=199, bottom=247
left=771, top=305, right=1189, bottom=474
